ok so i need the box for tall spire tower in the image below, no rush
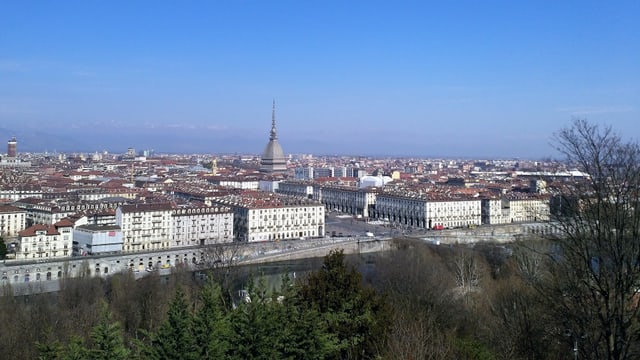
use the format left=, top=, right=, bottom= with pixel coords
left=260, top=100, right=287, bottom=174
left=270, top=99, right=277, bottom=140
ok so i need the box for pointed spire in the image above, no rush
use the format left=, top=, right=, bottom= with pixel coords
left=270, top=99, right=277, bottom=141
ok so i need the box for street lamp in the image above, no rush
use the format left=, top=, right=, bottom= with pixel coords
left=564, top=329, right=585, bottom=360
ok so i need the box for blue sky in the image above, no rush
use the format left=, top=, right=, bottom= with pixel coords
left=1, top=1, right=638, bottom=158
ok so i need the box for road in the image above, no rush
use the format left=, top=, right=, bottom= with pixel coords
left=324, top=212, right=431, bottom=239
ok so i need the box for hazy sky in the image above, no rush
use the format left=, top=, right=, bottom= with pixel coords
left=1, top=1, right=638, bottom=158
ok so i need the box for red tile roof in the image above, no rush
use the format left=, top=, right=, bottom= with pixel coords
left=19, top=224, right=59, bottom=237
left=54, top=218, right=75, bottom=227
left=0, top=205, right=24, bottom=213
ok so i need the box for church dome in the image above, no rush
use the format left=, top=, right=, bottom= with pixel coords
left=260, top=101, right=287, bottom=173
left=262, top=139, right=285, bottom=162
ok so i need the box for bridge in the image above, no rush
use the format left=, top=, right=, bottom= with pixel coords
left=1, top=236, right=391, bottom=295
left=1, top=222, right=551, bottom=295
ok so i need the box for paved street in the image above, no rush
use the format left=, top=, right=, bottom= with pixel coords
left=325, top=213, right=379, bottom=238
left=324, top=212, right=422, bottom=238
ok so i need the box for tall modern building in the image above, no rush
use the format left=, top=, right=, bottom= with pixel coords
left=7, top=137, right=17, bottom=157
left=260, top=101, right=287, bottom=174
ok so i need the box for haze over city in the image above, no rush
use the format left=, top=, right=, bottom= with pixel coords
left=1, top=1, right=638, bottom=158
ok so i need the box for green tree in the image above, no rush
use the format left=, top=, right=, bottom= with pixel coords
left=228, top=276, right=282, bottom=360
left=298, top=249, right=393, bottom=359
left=147, top=287, right=198, bottom=360
left=193, top=279, right=232, bottom=359
left=62, top=337, right=89, bottom=360
left=227, top=273, right=339, bottom=360
left=273, top=273, right=340, bottom=359
left=0, top=237, right=7, bottom=259
left=88, top=301, right=129, bottom=360
left=36, top=339, right=64, bottom=360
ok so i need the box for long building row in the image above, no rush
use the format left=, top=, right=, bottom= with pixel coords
left=9, top=203, right=234, bottom=261
left=3, top=191, right=329, bottom=262
left=278, top=181, right=550, bottom=229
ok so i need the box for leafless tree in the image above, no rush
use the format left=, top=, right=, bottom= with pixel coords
left=453, top=248, right=483, bottom=307
left=511, top=237, right=549, bottom=283
left=540, top=119, right=640, bottom=359
left=200, top=242, right=243, bottom=300
left=383, top=306, right=454, bottom=360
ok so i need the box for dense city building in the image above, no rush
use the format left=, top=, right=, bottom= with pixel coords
left=314, top=186, right=379, bottom=218
left=16, top=219, right=74, bottom=260
left=73, top=224, right=123, bottom=256
left=213, top=192, right=325, bottom=242
left=0, top=127, right=568, bottom=264
left=0, top=205, right=27, bottom=238
left=116, top=203, right=174, bottom=253
left=170, top=204, right=234, bottom=247
left=373, top=193, right=482, bottom=229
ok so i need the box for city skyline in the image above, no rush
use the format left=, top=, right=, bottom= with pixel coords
left=1, top=1, right=638, bottom=158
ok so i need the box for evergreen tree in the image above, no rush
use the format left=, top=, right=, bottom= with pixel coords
left=0, top=237, right=7, bottom=259
left=88, top=301, right=129, bottom=360
left=36, top=340, right=63, bottom=360
left=38, top=335, right=89, bottom=360
left=61, top=337, right=89, bottom=360
left=298, top=249, right=393, bottom=359
left=228, top=276, right=281, bottom=360
left=193, top=278, right=232, bottom=359
left=275, top=273, right=340, bottom=359
left=148, top=287, right=198, bottom=360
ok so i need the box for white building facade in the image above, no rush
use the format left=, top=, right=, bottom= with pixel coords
left=214, top=193, right=325, bottom=242
left=374, top=194, right=482, bottom=229
left=73, top=225, right=123, bottom=255
left=0, top=205, right=27, bottom=238
left=171, top=205, right=234, bottom=247
left=481, top=198, right=510, bottom=225
left=16, top=220, right=74, bottom=260
left=116, top=203, right=173, bottom=253
left=313, top=186, right=378, bottom=218
left=277, top=181, right=314, bottom=199
left=507, top=195, right=550, bottom=223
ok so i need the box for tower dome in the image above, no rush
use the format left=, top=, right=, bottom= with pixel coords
left=260, top=101, right=287, bottom=173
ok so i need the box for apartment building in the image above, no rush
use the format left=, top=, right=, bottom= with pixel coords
left=506, top=194, right=551, bottom=223
left=16, top=219, right=74, bottom=260
left=73, top=225, right=123, bottom=255
left=294, top=166, right=314, bottom=180
left=171, top=205, right=234, bottom=247
left=207, top=177, right=260, bottom=190
left=14, top=197, right=129, bottom=227
left=13, top=199, right=75, bottom=226
left=425, top=197, right=482, bottom=229
left=277, top=181, right=314, bottom=199
left=116, top=203, right=174, bottom=252
left=481, top=198, right=510, bottom=225
left=0, top=205, right=27, bottom=238
left=313, top=186, right=378, bottom=218
left=0, top=185, right=43, bottom=202
left=374, top=193, right=482, bottom=229
left=214, top=192, right=325, bottom=242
